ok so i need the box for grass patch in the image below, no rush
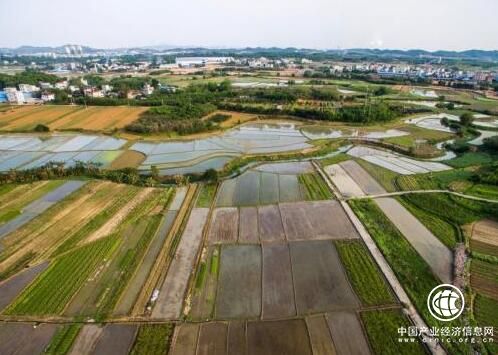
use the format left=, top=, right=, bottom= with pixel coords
left=361, top=309, right=426, bottom=355
left=196, top=183, right=217, bottom=208
left=130, top=324, right=174, bottom=355
left=44, top=324, right=82, bottom=355
left=335, top=240, right=395, bottom=306
left=4, top=234, right=120, bottom=315
left=299, top=172, right=333, bottom=200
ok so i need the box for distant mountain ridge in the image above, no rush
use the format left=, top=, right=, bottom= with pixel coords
left=1, top=45, right=497, bottom=61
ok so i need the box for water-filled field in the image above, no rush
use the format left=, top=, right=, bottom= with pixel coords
left=347, top=145, right=451, bottom=175
left=134, top=122, right=312, bottom=171
left=0, top=134, right=126, bottom=171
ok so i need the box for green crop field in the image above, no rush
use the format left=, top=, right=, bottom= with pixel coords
left=396, top=197, right=459, bottom=248
left=4, top=234, right=120, bottom=315
left=446, top=152, right=497, bottom=168
left=361, top=309, right=426, bottom=355
left=130, top=324, right=174, bottom=355
left=76, top=189, right=171, bottom=319
left=474, top=294, right=498, bottom=354
left=399, top=193, right=498, bottom=226
left=52, top=186, right=141, bottom=256
left=44, top=324, right=82, bottom=355
left=196, top=183, right=217, bottom=208
left=349, top=198, right=467, bottom=354
left=335, top=240, right=395, bottom=306
left=299, top=172, right=333, bottom=200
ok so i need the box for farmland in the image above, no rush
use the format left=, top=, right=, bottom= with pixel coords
left=361, top=309, right=426, bottom=355
left=0, top=105, right=148, bottom=132
left=335, top=240, right=395, bottom=306
left=349, top=198, right=468, bottom=354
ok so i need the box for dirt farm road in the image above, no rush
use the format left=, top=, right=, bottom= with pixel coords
left=313, top=161, right=447, bottom=355
left=344, top=189, right=498, bottom=204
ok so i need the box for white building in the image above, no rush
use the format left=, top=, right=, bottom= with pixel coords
left=18, top=84, right=40, bottom=92
left=175, top=56, right=234, bottom=67
left=142, top=83, right=154, bottom=96
left=39, top=82, right=53, bottom=89
left=102, top=84, right=113, bottom=93
left=5, top=87, right=25, bottom=104
left=55, top=81, right=68, bottom=90
left=41, top=92, right=55, bottom=102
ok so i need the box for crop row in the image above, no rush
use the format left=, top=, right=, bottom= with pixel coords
left=130, top=324, right=174, bottom=355
left=44, top=324, right=82, bottom=355
left=335, top=240, right=395, bottom=306
left=52, top=185, right=141, bottom=256
left=89, top=189, right=170, bottom=319
left=298, top=172, right=333, bottom=200
left=397, top=197, right=459, bottom=248
left=4, top=234, right=120, bottom=315
left=349, top=199, right=467, bottom=354
left=361, top=309, right=426, bottom=355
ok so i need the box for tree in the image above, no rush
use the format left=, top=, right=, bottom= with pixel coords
left=483, top=136, right=498, bottom=151
left=34, top=124, right=50, bottom=132
left=459, top=112, right=474, bottom=127
left=151, top=165, right=160, bottom=180
left=203, top=168, right=219, bottom=182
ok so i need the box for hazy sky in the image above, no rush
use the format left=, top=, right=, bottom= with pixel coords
left=1, top=0, right=497, bottom=50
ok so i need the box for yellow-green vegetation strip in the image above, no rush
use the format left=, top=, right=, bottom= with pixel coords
left=44, top=324, right=82, bottom=355
left=396, top=197, right=459, bottom=248
left=354, top=158, right=398, bottom=192
left=4, top=234, right=120, bottom=315
left=51, top=185, right=141, bottom=257
left=130, top=324, right=174, bottom=355
left=360, top=309, right=426, bottom=355
left=395, top=169, right=472, bottom=192
left=94, top=189, right=172, bottom=319
left=349, top=199, right=467, bottom=354
left=335, top=240, right=395, bottom=306
left=398, top=193, right=498, bottom=246
left=299, top=172, right=333, bottom=200
left=196, top=183, right=217, bottom=208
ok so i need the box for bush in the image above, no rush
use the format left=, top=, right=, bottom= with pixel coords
left=483, top=136, right=498, bottom=151
left=459, top=112, right=474, bottom=126
left=34, top=124, right=50, bottom=132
